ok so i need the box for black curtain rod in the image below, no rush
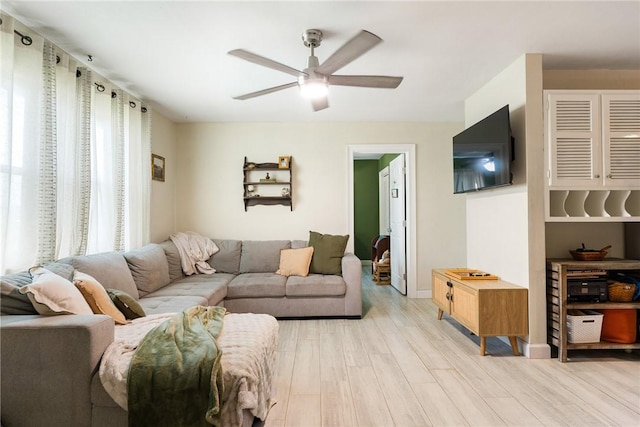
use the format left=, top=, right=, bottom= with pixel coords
left=0, top=17, right=32, bottom=45
left=0, top=18, right=147, bottom=113
left=14, top=29, right=32, bottom=46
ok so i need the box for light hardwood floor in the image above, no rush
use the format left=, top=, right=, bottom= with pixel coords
left=263, top=267, right=640, bottom=427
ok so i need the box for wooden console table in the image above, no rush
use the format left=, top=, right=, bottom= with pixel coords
left=432, top=269, right=529, bottom=356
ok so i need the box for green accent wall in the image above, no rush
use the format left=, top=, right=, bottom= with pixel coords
left=378, top=153, right=400, bottom=172
left=353, top=160, right=380, bottom=260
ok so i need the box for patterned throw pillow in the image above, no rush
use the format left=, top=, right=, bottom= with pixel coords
left=19, top=267, right=93, bottom=315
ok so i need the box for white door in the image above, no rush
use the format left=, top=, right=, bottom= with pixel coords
left=379, top=167, right=390, bottom=235
left=389, top=154, right=406, bottom=294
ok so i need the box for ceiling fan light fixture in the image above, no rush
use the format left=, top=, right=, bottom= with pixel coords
left=298, top=77, right=328, bottom=100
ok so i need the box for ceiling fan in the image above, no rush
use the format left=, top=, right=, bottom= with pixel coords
left=228, top=29, right=403, bottom=111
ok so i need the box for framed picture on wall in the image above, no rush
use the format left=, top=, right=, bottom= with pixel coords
left=152, top=154, right=165, bottom=182
left=278, top=156, right=291, bottom=169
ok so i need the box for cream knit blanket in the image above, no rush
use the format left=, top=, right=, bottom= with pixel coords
left=170, top=231, right=219, bottom=275
left=100, top=312, right=279, bottom=426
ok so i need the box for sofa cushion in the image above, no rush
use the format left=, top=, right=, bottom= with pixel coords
left=285, top=274, right=347, bottom=297
left=276, top=247, right=314, bottom=277
left=19, top=267, right=93, bottom=315
left=106, top=289, right=146, bottom=319
left=137, top=295, right=209, bottom=315
left=64, top=252, right=139, bottom=299
left=74, top=271, right=127, bottom=324
left=308, top=231, right=349, bottom=275
left=291, top=240, right=308, bottom=249
left=146, top=273, right=233, bottom=306
left=207, top=239, right=242, bottom=274
left=227, top=273, right=286, bottom=298
left=123, top=244, right=171, bottom=297
left=1, top=262, right=74, bottom=315
left=158, top=240, right=184, bottom=282
left=239, top=240, right=291, bottom=273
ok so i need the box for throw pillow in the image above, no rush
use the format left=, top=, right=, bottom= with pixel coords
left=276, top=247, right=315, bottom=277
left=308, top=231, right=349, bottom=275
left=74, top=271, right=127, bottom=324
left=19, top=267, right=93, bottom=315
left=106, top=289, right=146, bottom=320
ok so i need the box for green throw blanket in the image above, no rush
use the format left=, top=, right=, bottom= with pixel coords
left=128, top=305, right=226, bottom=427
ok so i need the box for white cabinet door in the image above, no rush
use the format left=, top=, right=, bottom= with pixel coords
left=602, top=93, right=640, bottom=187
left=547, top=93, right=602, bottom=188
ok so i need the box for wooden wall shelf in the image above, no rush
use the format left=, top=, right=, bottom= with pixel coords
left=243, top=156, right=292, bottom=211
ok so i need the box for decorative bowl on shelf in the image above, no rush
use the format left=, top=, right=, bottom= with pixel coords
left=569, top=244, right=611, bottom=261
left=569, top=250, right=607, bottom=261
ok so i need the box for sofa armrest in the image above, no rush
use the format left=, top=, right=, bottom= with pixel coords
left=0, top=314, right=114, bottom=427
left=341, top=253, right=362, bottom=317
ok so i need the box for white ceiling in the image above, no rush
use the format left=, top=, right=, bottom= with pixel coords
left=3, top=1, right=639, bottom=123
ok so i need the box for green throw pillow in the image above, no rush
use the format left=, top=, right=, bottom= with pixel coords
left=308, top=231, right=349, bottom=275
left=106, top=288, right=146, bottom=320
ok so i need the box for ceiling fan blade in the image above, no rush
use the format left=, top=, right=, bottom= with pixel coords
left=329, top=75, right=403, bottom=88
left=311, top=96, right=329, bottom=112
left=316, top=30, right=382, bottom=75
left=233, top=82, right=298, bottom=100
left=228, top=49, right=305, bottom=78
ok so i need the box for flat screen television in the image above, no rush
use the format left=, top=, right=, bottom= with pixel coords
left=453, top=105, right=513, bottom=194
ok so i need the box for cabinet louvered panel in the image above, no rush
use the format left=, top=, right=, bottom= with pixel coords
left=609, top=138, right=640, bottom=179
left=547, top=93, right=601, bottom=186
left=608, top=100, right=640, bottom=132
left=603, top=94, right=640, bottom=185
left=556, top=100, right=593, bottom=131
left=556, top=137, right=593, bottom=178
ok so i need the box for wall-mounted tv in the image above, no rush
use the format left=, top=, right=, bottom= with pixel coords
left=453, top=105, right=514, bottom=194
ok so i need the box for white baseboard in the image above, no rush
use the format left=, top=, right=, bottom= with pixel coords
left=496, top=337, right=551, bottom=359
left=523, top=342, right=551, bottom=359
left=413, top=290, right=432, bottom=299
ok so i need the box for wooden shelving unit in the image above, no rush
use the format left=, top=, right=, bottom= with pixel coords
left=547, top=258, right=640, bottom=362
left=243, top=156, right=292, bottom=211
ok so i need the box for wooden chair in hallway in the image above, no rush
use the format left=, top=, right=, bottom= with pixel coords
left=371, top=235, right=390, bottom=273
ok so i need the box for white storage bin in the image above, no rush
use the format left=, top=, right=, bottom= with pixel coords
left=567, top=310, right=603, bottom=343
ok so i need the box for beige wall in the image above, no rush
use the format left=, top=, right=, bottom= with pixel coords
left=464, top=54, right=549, bottom=357
left=543, top=69, right=640, bottom=89
left=150, top=111, right=178, bottom=242
left=173, top=121, right=466, bottom=292
left=464, top=55, right=532, bottom=285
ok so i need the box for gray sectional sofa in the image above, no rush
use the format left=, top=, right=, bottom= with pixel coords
left=0, top=238, right=362, bottom=427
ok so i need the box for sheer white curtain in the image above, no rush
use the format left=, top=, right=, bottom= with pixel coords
left=87, top=81, right=118, bottom=254
left=87, top=86, right=150, bottom=254
left=126, top=95, right=151, bottom=249
left=55, top=53, right=91, bottom=258
left=1, top=14, right=152, bottom=274
left=0, top=15, right=44, bottom=273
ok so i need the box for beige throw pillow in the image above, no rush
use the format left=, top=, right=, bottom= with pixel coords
left=276, top=247, right=314, bottom=277
left=19, top=267, right=93, bottom=315
left=74, top=271, right=127, bottom=324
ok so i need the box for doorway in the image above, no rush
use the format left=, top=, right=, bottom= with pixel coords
left=347, top=144, right=417, bottom=298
